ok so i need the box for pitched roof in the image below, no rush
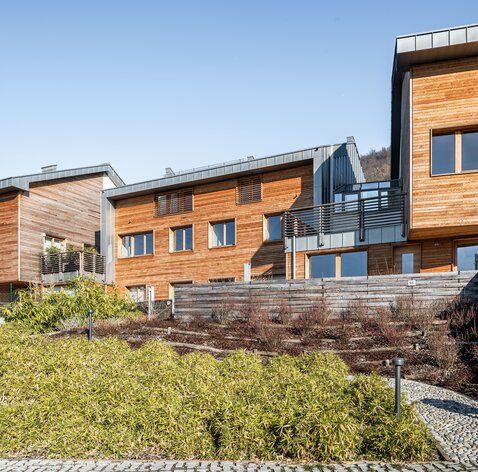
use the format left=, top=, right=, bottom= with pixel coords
left=104, top=139, right=358, bottom=200
left=0, top=164, right=124, bottom=195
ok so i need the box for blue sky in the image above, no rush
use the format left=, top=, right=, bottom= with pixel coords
left=1, top=1, right=477, bottom=184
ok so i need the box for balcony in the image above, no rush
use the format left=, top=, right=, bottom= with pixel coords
left=41, top=251, right=106, bottom=284
left=283, top=192, right=407, bottom=252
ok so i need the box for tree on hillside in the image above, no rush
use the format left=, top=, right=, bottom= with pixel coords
left=360, top=146, right=391, bottom=181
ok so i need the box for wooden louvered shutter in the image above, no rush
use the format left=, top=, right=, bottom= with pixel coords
left=237, top=175, right=262, bottom=204
left=155, top=188, right=193, bottom=216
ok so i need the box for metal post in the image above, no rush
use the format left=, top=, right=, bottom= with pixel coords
left=359, top=199, right=365, bottom=241
left=87, top=309, right=93, bottom=341
left=392, top=357, right=405, bottom=419
left=292, top=235, right=296, bottom=280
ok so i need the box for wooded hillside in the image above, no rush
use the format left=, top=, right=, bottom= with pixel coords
left=360, top=146, right=391, bottom=181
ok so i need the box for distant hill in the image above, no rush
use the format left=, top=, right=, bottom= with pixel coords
left=360, top=146, right=391, bottom=181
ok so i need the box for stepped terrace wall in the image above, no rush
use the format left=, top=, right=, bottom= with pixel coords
left=174, top=271, right=478, bottom=319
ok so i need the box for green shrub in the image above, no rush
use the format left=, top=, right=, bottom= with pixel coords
left=2, top=277, right=139, bottom=332
left=0, top=326, right=433, bottom=461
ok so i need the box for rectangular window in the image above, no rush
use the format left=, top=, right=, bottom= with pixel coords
left=211, top=220, right=235, bottom=247
left=457, top=244, right=478, bottom=271
left=127, top=286, right=146, bottom=303
left=432, top=133, right=455, bottom=175
left=155, top=188, right=193, bottom=216
left=265, top=214, right=282, bottom=241
left=340, top=251, right=367, bottom=277
left=209, top=277, right=235, bottom=283
left=310, top=251, right=368, bottom=278
left=310, top=254, right=336, bottom=278
left=44, top=236, right=65, bottom=252
left=461, top=131, right=478, bottom=171
left=173, top=226, right=193, bottom=251
left=120, top=232, right=153, bottom=257
left=237, top=175, right=262, bottom=204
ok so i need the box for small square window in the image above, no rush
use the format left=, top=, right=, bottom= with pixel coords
left=127, top=286, right=146, bottom=303
left=310, top=254, right=336, bottom=278
left=211, top=220, right=235, bottom=247
left=120, top=232, right=153, bottom=257
left=457, top=244, right=478, bottom=271
left=173, top=226, right=193, bottom=251
left=462, top=131, right=478, bottom=171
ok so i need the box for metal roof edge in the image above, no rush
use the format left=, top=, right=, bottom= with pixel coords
left=105, top=142, right=347, bottom=200
left=0, top=163, right=125, bottom=191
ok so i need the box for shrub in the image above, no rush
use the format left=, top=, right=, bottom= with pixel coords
left=2, top=276, right=139, bottom=332
left=426, top=329, right=458, bottom=369
left=0, top=326, right=433, bottom=462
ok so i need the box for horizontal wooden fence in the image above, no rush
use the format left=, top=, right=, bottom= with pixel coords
left=174, top=271, right=478, bottom=319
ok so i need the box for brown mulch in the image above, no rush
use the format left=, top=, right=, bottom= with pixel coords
left=52, top=315, right=478, bottom=400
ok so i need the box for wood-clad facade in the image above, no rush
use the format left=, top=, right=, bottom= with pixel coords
left=114, top=165, right=313, bottom=299
left=410, top=57, right=478, bottom=239
left=0, top=166, right=122, bottom=302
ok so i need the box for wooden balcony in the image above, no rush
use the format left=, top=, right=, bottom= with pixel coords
left=41, top=251, right=106, bottom=284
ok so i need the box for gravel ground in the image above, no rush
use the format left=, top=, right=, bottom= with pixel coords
left=396, top=379, right=478, bottom=463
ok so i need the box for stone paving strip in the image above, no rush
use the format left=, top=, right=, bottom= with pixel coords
left=0, top=460, right=478, bottom=472
left=397, top=379, right=478, bottom=464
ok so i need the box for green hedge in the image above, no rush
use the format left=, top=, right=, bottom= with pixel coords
left=0, top=325, right=433, bottom=462
left=2, top=277, right=139, bottom=332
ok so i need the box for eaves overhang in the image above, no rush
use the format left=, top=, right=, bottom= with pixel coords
left=391, top=23, right=478, bottom=179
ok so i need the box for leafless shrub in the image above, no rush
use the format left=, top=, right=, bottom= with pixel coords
left=290, top=298, right=332, bottom=340
left=271, top=301, right=293, bottom=324
left=447, top=303, right=478, bottom=342
left=211, top=300, right=239, bottom=323
left=426, top=329, right=458, bottom=369
left=394, top=295, right=438, bottom=335
left=374, top=306, right=405, bottom=347
left=344, top=299, right=374, bottom=329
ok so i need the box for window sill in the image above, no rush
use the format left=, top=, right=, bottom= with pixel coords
left=170, top=249, right=194, bottom=254
left=119, top=254, right=155, bottom=259
left=209, top=244, right=236, bottom=250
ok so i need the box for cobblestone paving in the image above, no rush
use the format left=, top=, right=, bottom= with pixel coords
left=397, top=379, right=478, bottom=463
left=2, top=380, right=478, bottom=471
left=0, top=460, right=478, bottom=472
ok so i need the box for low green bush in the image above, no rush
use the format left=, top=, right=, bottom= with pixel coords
left=0, top=325, right=433, bottom=462
left=2, top=277, right=139, bottom=332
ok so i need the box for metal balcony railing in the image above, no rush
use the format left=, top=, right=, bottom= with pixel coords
left=41, top=251, right=105, bottom=283
left=283, top=192, right=406, bottom=242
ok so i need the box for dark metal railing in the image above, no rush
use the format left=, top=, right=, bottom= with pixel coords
left=283, top=192, right=406, bottom=242
left=41, top=251, right=105, bottom=277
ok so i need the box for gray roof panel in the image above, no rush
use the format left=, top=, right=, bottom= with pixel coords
left=104, top=142, right=352, bottom=200
left=0, top=164, right=124, bottom=195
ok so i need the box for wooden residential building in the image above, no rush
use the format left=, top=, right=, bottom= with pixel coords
left=0, top=164, right=124, bottom=303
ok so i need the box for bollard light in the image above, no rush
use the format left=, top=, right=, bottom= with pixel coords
left=87, top=309, right=93, bottom=341
left=392, top=357, right=405, bottom=420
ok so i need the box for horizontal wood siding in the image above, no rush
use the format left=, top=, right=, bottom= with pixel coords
left=20, top=175, right=104, bottom=282
left=115, top=165, right=313, bottom=299
left=411, top=57, right=478, bottom=239
left=0, top=192, right=19, bottom=283
left=174, top=271, right=478, bottom=319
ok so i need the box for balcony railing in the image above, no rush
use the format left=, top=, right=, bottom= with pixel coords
left=41, top=251, right=105, bottom=283
left=283, top=192, right=406, bottom=242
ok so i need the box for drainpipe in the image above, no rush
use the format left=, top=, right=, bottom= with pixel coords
left=292, top=235, right=296, bottom=280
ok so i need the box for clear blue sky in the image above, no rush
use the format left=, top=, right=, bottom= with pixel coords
left=1, top=1, right=477, bottom=184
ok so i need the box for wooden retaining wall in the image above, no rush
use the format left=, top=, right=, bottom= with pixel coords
left=174, top=271, right=478, bottom=319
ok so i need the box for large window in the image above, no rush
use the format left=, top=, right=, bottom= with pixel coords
left=457, top=244, right=478, bottom=271
left=172, top=226, right=193, bottom=251
left=210, top=220, right=235, bottom=247
left=310, top=251, right=367, bottom=278
left=155, top=188, right=193, bottom=216
left=121, top=232, right=153, bottom=257
left=432, top=129, right=478, bottom=175
left=237, top=175, right=262, bottom=204
left=265, top=214, right=282, bottom=241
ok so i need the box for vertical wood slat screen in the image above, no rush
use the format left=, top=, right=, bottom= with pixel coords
left=236, top=175, right=262, bottom=204
left=155, top=188, right=193, bottom=216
